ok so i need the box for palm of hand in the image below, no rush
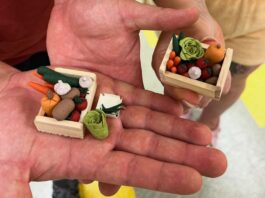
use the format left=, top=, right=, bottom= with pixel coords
left=0, top=70, right=226, bottom=195
left=47, top=0, right=143, bottom=87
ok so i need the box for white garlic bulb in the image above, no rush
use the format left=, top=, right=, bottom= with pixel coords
left=54, top=80, right=71, bottom=95
left=79, top=76, right=93, bottom=88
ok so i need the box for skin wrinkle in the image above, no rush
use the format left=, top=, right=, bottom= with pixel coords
left=181, top=143, right=190, bottom=165
left=115, top=128, right=125, bottom=149
left=144, top=108, right=153, bottom=131
left=28, top=133, right=38, bottom=174
left=155, top=162, right=166, bottom=191
left=65, top=138, right=74, bottom=179
left=0, top=160, right=30, bottom=180
left=146, top=132, right=160, bottom=156
left=125, top=154, right=138, bottom=186
left=118, top=0, right=133, bottom=31
left=152, top=8, right=166, bottom=31
left=33, top=164, right=57, bottom=181
left=95, top=151, right=113, bottom=182
left=169, top=116, right=178, bottom=138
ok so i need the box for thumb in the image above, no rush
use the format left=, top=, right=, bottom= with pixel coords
left=126, top=1, right=199, bottom=31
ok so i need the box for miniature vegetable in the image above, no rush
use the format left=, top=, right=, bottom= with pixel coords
left=173, top=32, right=185, bottom=55
left=79, top=76, right=93, bottom=88
left=70, top=110, right=81, bottom=122
left=205, top=76, right=218, bottom=85
left=169, top=51, right=176, bottom=60
left=52, top=99, right=75, bottom=121
left=62, top=88, right=80, bottom=100
left=101, top=103, right=123, bottom=115
left=204, top=43, right=225, bottom=64
left=41, top=90, right=61, bottom=116
left=171, top=66, right=177, bottom=73
left=28, top=81, right=51, bottom=95
left=74, top=96, right=88, bottom=111
left=83, top=109, right=109, bottom=140
left=54, top=80, right=71, bottom=95
left=179, top=37, right=204, bottom=61
left=195, top=58, right=208, bottom=69
left=188, top=67, right=202, bottom=80
left=166, top=59, right=174, bottom=70
left=212, top=64, right=222, bottom=76
left=174, top=56, right=181, bottom=66
left=37, top=66, right=80, bottom=87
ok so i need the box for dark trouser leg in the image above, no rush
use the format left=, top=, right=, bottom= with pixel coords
left=52, top=180, right=79, bottom=198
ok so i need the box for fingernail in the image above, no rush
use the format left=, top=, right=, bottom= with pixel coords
left=198, top=95, right=203, bottom=102
left=182, top=100, right=196, bottom=108
left=199, top=97, right=212, bottom=108
left=201, top=36, right=218, bottom=45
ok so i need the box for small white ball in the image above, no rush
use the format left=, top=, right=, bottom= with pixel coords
left=79, top=76, right=93, bottom=88
left=188, top=66, right=202, bottom=80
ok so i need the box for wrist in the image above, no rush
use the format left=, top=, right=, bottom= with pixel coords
left=0, top=162, right=31, bottom=198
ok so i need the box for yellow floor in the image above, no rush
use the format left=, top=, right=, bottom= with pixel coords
left=79, top=182, right=135, bottom=198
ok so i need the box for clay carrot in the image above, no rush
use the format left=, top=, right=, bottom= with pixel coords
left=28, top=81, right=51, bottom=95
left=44, top=83, right=54, bottom=90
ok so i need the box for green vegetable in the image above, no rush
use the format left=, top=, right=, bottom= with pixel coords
left=83, top=110, right=109, bottom=140
left=101, top=103, right=123, bottom=114
left=179, top=37, right=204, bottom=61
left=173, top=32, right=185, bottom=55
left=37, top=66, right=80, bottom=87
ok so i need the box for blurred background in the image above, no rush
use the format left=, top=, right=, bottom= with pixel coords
left=30, top=31, right=265, bottom=198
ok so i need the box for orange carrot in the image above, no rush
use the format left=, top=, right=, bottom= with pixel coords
left=28, top=81, right=51, bottom=95
left=44, top=83, right=54, bottom=90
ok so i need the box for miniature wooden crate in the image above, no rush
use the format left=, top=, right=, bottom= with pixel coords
left=159, top=39, right=233, bottom=100
left=34, top=67, right=97, bottom=139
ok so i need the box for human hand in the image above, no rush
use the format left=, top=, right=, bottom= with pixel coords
left=0, top=68, right=226, bottom=197
left=152, top=0, right=231, bottom=109
left=47, top=0, right=199, bottom=88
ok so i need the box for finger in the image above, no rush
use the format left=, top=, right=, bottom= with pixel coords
left=121, top=106, right=211, bottom=145
left=164, top=86, right=202, bottom=106
left=98, top=182, right=121, bottom=196
left=126, top=1, right=199, bottom=31
left=111, top=79, right=184, bottom=116
left=223, top=71, right=231, bottom=95
left=79, top=179, right=94, bottom=184
left=95, top=152, right=202, bottom=195
left=152, top=32, right=173, bottom=79
left=198, top=96, right=212, bottom=108
left=116, top=129, right=227, bottom=177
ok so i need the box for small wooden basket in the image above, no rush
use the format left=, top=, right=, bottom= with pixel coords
left=159, top=38, right=233, bottom=100
left=34, top=67, right=97, bottom=139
